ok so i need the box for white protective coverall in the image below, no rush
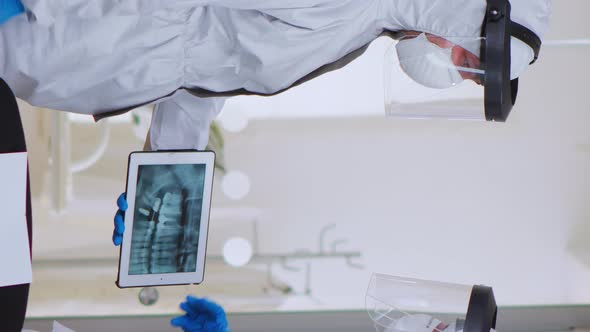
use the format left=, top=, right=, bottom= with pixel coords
left=0, top=0, right=551, bottom=150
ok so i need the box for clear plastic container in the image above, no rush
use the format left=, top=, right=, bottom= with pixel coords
left=366, top=274, right=497, bottom=332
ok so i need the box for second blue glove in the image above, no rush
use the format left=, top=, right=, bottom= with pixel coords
left=112, top=193, right=127, bottom=246
left=171, top=296, right=230, bottom=332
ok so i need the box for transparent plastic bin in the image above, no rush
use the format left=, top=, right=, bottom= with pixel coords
left=366, top=274, right=497, bottom=332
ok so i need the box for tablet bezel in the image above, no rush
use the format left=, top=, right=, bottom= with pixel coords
left=117, top=150, right=215, bottom=288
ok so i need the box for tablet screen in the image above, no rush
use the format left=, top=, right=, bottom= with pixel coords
left=130, top=164, right=206, bottom=275
left=117, top=150, right=215, bottom=288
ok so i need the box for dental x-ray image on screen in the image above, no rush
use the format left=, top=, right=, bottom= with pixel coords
left=129, top=164, right=206, bottom=275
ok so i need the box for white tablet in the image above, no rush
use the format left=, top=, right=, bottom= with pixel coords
left=117, top=150, right=215, bottom=288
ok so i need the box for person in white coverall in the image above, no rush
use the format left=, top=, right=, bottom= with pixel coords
left=1, top=0, right=551, bottom=152
left=0, top=1, right=551, bottom=331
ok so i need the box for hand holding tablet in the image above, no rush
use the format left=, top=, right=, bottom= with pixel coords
left=116, top=150, right=215, bottom=288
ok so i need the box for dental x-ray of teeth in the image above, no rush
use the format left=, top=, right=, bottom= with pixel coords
left=129, top=164, right=206, bottom=275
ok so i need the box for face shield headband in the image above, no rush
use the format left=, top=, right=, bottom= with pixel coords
left=483, top=0, right=542, bottom=121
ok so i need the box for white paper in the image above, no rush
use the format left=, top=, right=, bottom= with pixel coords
left=0, top=152, right=32, bottom=287
left=53, top=321, right=76, bottom=332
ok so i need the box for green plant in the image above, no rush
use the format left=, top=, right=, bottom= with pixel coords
left=206, top=121, right=226, bottom=174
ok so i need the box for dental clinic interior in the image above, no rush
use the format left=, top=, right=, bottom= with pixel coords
left=5, top=0, right=590, bottom=331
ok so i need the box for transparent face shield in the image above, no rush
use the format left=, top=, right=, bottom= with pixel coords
left=366, top=274, right=497, bottom=332
left=384, top=32, right=488, bottom=121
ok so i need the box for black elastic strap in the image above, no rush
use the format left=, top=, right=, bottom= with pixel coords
left=510, top=78, right=519, bottom=106
left=510, top=21, right=542, bottom=64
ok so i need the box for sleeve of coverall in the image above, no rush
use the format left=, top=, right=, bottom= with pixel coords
left=20, top=0, right=338, bottom=24
left=147, top=90, right=226, bottom=151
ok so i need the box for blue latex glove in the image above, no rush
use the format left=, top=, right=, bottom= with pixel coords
left=171, top=296, right=230, bottom=332
left=0, top=0, right=24, bottom=25
left=112, top=193, right=127, bottom=246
